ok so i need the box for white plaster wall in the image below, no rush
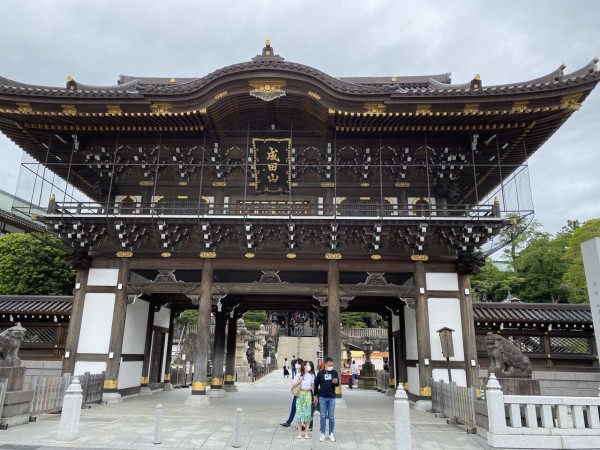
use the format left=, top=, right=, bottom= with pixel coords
left=118, top=360, right=144, bottom=389
left=77, top=293, right=115, bottom=354
left=404, top=306, right=418, bottom=361
left=154, top=306, right=171, bottom=328
left=432, top=368, right=467, bottom=387
left=161, top=333, right=169, bottom=382
left=74, top=361, right=107, bottom=376
left=425, top=272, right=459, bottom=291
left=392, top=314, right=401, bottom=332
left=407, top=366, right=420, bottom=396
left=87, top=268, right=119, bottom=286
left=122, top=300, right=149, bottom=354
left=427, top=297, right=464, bottom=362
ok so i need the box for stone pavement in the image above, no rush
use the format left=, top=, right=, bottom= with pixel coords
left=0, top=371, right=488, bottom=449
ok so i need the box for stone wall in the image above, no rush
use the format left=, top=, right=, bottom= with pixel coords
left=21, top=360, right=63, bottom=389
left=479, top=369, right=600, bottom=397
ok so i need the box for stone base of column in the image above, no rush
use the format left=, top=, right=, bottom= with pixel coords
left=386, top=387, right=396, bottom=396
left=102, top=392, right=123, bottom=404
left=163, top=383, right=173, bottom=391
left=223, top=384, right=238, bottom=392
left=185, top=394, right=210, bottom=406
left=207, top=388, right=226, bottom=398
left=413, top=399, right=432, bottom=412
left=139, top=386, right=152, bottom=396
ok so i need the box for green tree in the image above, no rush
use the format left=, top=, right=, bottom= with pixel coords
left=175, top=309, right=199, bottom=326
left=471, top=258, right=525, bottom=302
left=0, top=233, right=75, bottom=295
left=500, top=216, right=543, bottom=264
left=513, top=231, right=571, bottom=303
left=562, top=218, right=600, bottom=303
left=243, top=310, right=267, bottom=331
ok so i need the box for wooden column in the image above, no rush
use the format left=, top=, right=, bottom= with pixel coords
left=191, top=259, right=213, bottom=397
left=387, top=313, right=396, bottom=393
left=324, top=188, right=334, bottom=215
left=322, top=312, right=329, bottom=358
left=103, top=257, right=131, bottom=398
left=414, top=261, right=432, bottom=397
left=62, top=267, right=88, bottom=375
left=163, top=307, right=176, bottom=388
left=396, top=305, right=408, bottom=389
left=214, top=188, right=224, bottom=214
left=209, top=309, right=227, bottom=394
left=458, top=273, right=479, bottom=387
left=224, top=311, right=238, bottom=391
left=327, top=260, right=342, bottom=398
left=140, top=304, right=155, bottom=390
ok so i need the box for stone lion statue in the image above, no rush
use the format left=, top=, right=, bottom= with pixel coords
left=0, top=323, right=27, bottom=367
left=484, top=332, right=532, bottom=378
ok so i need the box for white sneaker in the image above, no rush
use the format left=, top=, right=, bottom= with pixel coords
left=320, top=434, right=326, bottom=442
left=329, top=433, right=336, bottom=442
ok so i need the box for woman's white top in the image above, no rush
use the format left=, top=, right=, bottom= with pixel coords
left=300, top=373, right=314, bottom=390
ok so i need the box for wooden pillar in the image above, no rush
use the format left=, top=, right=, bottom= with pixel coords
left=396, top=305, right=408, bottom=389
left=163, top=307, right=176, bottom=389
left=62, top=267, right=88, bottom=375
left=140, top=304, right=155, bottom=392
left=224, top=311, right=238, bottom=391
left=209, top=309, right=227, bottom=395
left=322, top=312, right=329, bottom=358
left=324, top=188, right=334, bottom=215
left=414, top=261, right=432, bottom=398
left=190, top=259, right=213, bottom=398
left=214, top=188, right=224, bottom=214
left=387, top=313, right=396, bottom=393
left=398, top=188, right=409, bottom=216
left=327, top=260, right=342, bottom=398
left=103, top=257, right=130, bottom=400
left=458, top=273, right=479, bottom=387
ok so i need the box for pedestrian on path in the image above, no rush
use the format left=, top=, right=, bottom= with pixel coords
left=280, top=358, right=303, bottom=428
left=294, top=360, right=315, bottom=439
left=350, top=359, right=358, bottom=386
left=314, top=357, right=339, bottom=442
left=291, top=355, right=297, bottom=378
left=283, top=358, right=290, bottom=377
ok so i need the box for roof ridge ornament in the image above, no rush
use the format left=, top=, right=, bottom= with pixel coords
left=252, top=39, right=284, bottom=62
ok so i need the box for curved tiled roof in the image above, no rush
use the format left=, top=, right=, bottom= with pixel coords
left=0, top=296, right=72, bottom=315
left=472, top=302, right=592, bottom=324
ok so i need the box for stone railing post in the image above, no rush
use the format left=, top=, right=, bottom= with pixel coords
left=57, top=378, right=83, bottom=442
left=486, top=374, right=507, bottom=435
left=394, top=384, right=411, bottom=450
left=231, top=407, right=243, bottom=448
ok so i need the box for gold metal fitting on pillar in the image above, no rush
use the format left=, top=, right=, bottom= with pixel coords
left=224, top=375, right=235, bottom=383
left=103, top=379, right=118, bottom=390
left=164, top=373, right=171, bottom=382
left=420, top=386, right=432, bottom=397
left=140, top=376, right=149, bottom=385
left=211, top=377, right=223, bottom=387
left=192, top=381, right=206, bottom=394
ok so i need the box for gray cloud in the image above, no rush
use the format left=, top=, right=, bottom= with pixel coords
left=1, top=0, right=598, bottom=233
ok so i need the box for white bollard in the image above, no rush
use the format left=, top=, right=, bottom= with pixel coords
left=394, top=383, right=411, bottom=450
left=231, top=407, right=243, bottom=448
left=154, top=404, right=163, bottom=444
left=57, top=377, right=83, bottom=442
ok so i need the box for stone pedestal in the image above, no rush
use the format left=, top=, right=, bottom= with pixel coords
left=163, top=383, right=173, bottom=391
left=235, top=341, right=252, bottom=383
left=57, top=378, right=83, bottom=441
left=0, top=367, right=33, bottom=429
left=139, top=386, right=152, bottom=396
left=207, top=387, right=226, bottom=398
left=357, top=361, right=377, bottom=390
left=482, top=374, right=541, bottom=396
left=102, top=392, right=123, bottom=404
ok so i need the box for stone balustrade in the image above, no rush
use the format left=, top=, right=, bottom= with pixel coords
left=486, top=373, right=600, bottom=449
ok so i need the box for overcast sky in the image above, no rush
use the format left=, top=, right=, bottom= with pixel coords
left=1, top=0, right=598, bottom=234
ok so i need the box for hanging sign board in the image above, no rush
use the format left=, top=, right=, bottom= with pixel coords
left=581, top=238, right=600, bottom=361
left=252, top=138, right=291, bottom=194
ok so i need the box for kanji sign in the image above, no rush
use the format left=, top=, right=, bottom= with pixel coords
left=252, top=138, right=291, bottom=194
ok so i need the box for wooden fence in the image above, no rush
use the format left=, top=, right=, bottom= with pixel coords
left=376, top=370, right=390, bottom=392
left=431, top=379, right=477, bottom=433
left=342, top=328, right=388, bottom=338
left=29, top=372, right=105, bottom=415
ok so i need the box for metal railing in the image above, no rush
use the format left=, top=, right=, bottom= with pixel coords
left=252, top=364, right=274, bottom=382
left=42, top=200, right=504, bottom=220
left=343, top=327, right=388, bottom=338
left=431, top=379, right=477, bottom=432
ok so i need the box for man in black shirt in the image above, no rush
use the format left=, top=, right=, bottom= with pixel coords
left=291, top=355, right=297, bottom=378
left=313, top=357, right=339, bottom=442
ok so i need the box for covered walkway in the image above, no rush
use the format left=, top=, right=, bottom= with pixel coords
left=0, top=371, right=487, bottom=449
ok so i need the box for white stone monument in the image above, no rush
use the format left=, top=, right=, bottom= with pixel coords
left=581, top=237, right=600, bottom=359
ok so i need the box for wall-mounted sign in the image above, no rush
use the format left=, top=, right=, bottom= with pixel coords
left=252, top=138, right=291, bottom=194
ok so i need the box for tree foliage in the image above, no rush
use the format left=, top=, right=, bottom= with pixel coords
left=474, top=218, right=600, bottom=304
left=243, top=310, right=267, bottom=331
left=0, top=233, right=75, bottom=295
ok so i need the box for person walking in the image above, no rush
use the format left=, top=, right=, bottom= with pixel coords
left=294, top=360, right=315, bottom=439
left=350, top=359, right=358, bottom=386
left=280, top=358, right=303, bottom=427
left=283, top=358, right=290, bottom=377
left=314, top=357, right=339, bottom=442
left=291, top=355, right=297, bottom=378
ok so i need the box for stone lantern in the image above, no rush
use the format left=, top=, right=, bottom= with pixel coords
left=357, top=339, right=377, bottom=390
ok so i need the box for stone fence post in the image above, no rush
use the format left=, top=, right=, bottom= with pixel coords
left=57, top=378, right=83, bottom=441
left=486, top=373, right=507, bottom=435
left=394, top=384, right=411, bottom=450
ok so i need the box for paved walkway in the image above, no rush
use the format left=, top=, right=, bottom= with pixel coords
left=0, top=371, right=488, bottom=449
